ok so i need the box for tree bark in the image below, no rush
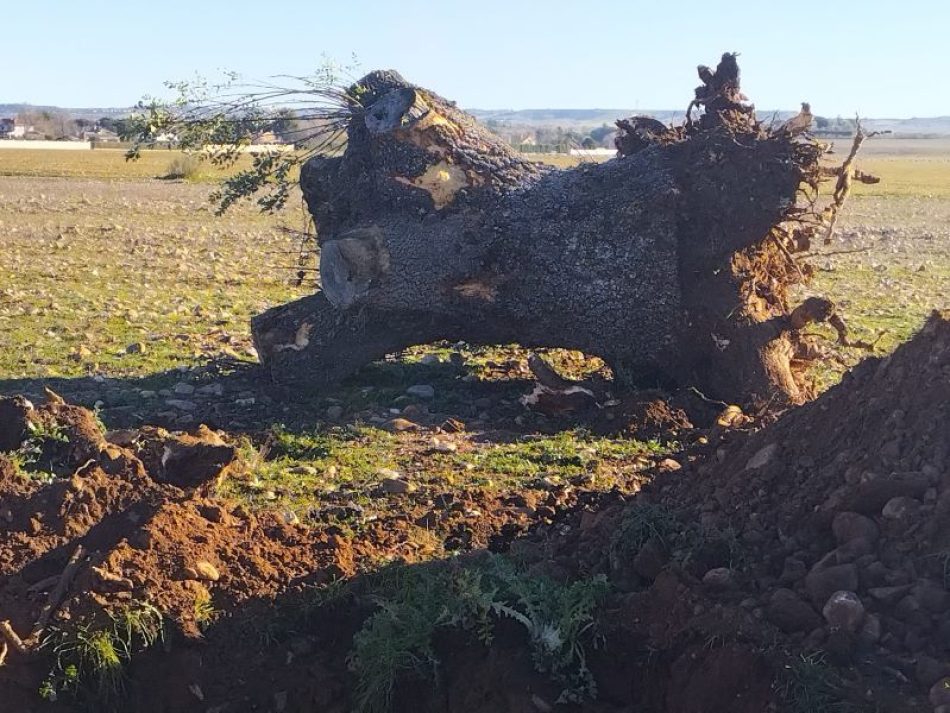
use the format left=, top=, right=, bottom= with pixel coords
left=252, top=55, right=832, bottom=406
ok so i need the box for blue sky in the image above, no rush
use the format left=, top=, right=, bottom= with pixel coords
left=4, top=0, right=947, bottom=117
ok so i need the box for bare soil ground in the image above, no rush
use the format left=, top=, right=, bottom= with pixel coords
left=0, top=143, right=948, bottom=712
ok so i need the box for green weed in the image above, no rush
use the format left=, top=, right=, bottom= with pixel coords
left=348, top=555, right=609, bottom=712
left=193, top=591, right=217, bottom=631
left=9, top=418, right=69, bottom=482
left=40, top=602, right=163, bottom=709
left=487, top=557, right=609, bottom=703
left=610, top=503, right=683, bottom=555
left=609, top=504, right=750, bottom=577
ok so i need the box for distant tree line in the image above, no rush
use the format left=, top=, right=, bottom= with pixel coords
left=484, top=119, right=618, bottom=153
left=7, top=111, right=303, bottom=144
left=813, top=116, right=858, bottom=133
left=7, top=111, right=138, bottom=141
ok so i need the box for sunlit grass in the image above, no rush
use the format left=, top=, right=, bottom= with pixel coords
left=0, top=147, right=303, bottom=183
left=0, top=176, right=308, bottom=378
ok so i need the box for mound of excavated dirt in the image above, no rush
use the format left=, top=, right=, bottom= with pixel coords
left=537, top=310, right=948, bottom=711
left=683, top=309, right=950, bottom=704
left=0, top=395, right=355, bottom=711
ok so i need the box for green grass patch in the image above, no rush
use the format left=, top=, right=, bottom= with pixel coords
left=225, top=424, right=401, bottom=510
left=0, top=175, right=307, bottom=379
left=225, top=425, right=667, bottom=515
left=460, top=431, right=666, bottom=485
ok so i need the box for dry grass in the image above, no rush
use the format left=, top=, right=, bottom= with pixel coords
left=0, top=148, right=257, bottom=182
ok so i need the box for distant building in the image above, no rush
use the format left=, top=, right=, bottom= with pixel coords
left=82, top=128, right=121, bottom=143
left=253, top=131, right=281, bottom=145
left=0, top=119, right=31, bottom=138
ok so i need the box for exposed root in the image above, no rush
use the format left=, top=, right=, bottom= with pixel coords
left=789, top=297, right=838, bottom=330
left=526, top=353, right=573, bottom=390
left=828, top=314, right=885, bottom=350
left=768, top=229, right=807, bottom=283
left=820, top=121, right=889, bottom=243
left=523, top=353, right=597, bottom=415
left=34, top=544, right=86, bottom=633
left=0, top=544, right=90, bottom=664
left=0, top=620, right=33, bottom=660
left=722, top=110, right=884, bottom=398
left=26, top=575, right=61, bottom=594
left=788, top=296, right=883, bottom=350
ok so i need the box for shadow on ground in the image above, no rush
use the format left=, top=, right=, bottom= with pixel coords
left=0, top=356, right=537, bottom=434
left=0, top=353, right=692, bottom=440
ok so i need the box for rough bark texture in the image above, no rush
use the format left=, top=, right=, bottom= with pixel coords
left=252, top=54, right=833, bottom=406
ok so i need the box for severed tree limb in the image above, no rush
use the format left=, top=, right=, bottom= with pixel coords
left=821, top=121, right=890, bottom=243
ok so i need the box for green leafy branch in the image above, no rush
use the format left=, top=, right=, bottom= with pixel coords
left=125, top=56, right=362, bottom=214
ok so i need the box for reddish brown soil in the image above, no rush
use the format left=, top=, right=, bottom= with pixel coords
left=0, top=393, right=588, bottom=712
left=1, top=312, right=947, bottom=713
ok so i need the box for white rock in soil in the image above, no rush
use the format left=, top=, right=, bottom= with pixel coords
left=746, top=443, right=779, bottom=470
left=822, top=590, right=865, bottom=633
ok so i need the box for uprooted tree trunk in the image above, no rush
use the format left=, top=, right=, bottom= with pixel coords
left=251, top=54, right=864, bottom=407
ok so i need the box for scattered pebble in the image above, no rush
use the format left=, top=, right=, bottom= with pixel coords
left=406, top=384, right=435, bottom=400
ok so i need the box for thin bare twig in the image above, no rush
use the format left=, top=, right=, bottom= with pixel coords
left=801, top=247, right=872, bottom=258
left=0, top=620, right=30, bottom=658
left=769, top=229, right=807, bottom=282
left=34, top=544, right=86, bottom=633
left=26, top=575, right=60, bottom=594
